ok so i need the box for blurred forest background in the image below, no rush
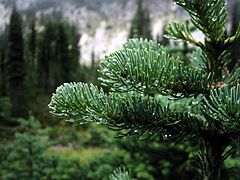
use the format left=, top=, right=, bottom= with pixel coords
left=0, top=0, right=240, bottom=179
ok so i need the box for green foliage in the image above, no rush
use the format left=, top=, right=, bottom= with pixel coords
left=168, top=0, right=240, bottom=82
left=0, top=96, right=15, bottom=137
left=49, top=81, right=197, bottom=139
left=49, top=0, right=240, bottom=179
left=83, top=150, right=130, bottom=180
left=165, top=21, right=202, bottom=47
left=0, top=116, right=87, bottom=180
left=100, top=39, right=211, bottom=97
left=117, top=136, right=196, bottom=180
left=7, top=6, right=25, bottom=88
left=173, top=0, right=227, bottom=41
left=0, top=116, right=51, bottom=179
left=0, top=97, right=12, bottom=120
left=7, top=7, right=27, bottom=117
left=36, top=18, right=81, bottom=93
left=109, top=167, right=132, bottom=180
left=39, top=155, right=84, bottom=180
left=24, top=15, right=37, bottom=91
left=202, top=85, right=240, bottom=132
left=229, top=1, right=240, bottom=71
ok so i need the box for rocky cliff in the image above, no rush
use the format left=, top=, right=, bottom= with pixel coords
left=0, top=0, right=236, bottom=65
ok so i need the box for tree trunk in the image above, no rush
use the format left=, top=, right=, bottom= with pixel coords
left=201, top=135, right=230, bottom=180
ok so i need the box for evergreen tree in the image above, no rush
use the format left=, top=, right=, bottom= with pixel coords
left=29, top=16, right=37, bottom=67
left=37, top=21, right=56, bottom=93
left=129, top=0, right=152, bottom=39
left=6, top=6, right=26, bottom=117
left=37, top=20, right=80, bottom=93
left=0, top=28, right=8, bottom=96
left=23, top=15, right=38, bottom=92
left=57, top=23, right=70, bottom=83
left=50, top=0, right=240, bottom=179
left=67, top=25, right=81, bottom=82
left=37, top=35, right=49, bottom=92
left=229, top=0, right=240, bottom=71
left=0, top=116, right=51, bottom=179
left=0, top=97, right=13, bottom=128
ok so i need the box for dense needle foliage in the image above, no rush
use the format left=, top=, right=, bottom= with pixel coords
left=49, top=0, right=240, bottom=179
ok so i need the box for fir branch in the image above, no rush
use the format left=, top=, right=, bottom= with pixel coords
left=109, top=167, right=131, bottom=180
left=173, top=0, right=227, bottom=41
left=49, top=82, right=197, bottom=139
left=48, top=82, right=122, bottom=124
left=165, top=21, right=204, bottom=47
left=224, top=23, right=240, bottom=46
left=202, top=84, right=240, bottom=133
left=99, top=39, right=210, bottom=97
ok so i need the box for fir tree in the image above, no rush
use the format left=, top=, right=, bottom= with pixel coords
left=67, top=25, right=81, bottom=82
left=1, top=116, right=51, bottom=179
left=29, top=16, right=37, bottom=67
left=229, top=0, right=240, bottom=71
left=37, top=21, right=55, bottom=93
left=0, top=28, right=8, bottom=96
left=57, top=23, right=70, bottom=83
left=7, top=6, right=24, bottom=90
left=49, top=0, right=240, bottom=179
left=24, top=15, right=38, bottom=92
left=37, top=20, right=80, bottom=93
left=129, top=0, right=152, bottom=39
left=7, top=6, right=26, bottom=117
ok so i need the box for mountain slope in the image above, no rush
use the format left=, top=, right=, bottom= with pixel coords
left=0, top=0, right=236, bottom=65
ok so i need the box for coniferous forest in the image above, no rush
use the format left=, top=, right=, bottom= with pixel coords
left=1, top=0, right=240, bottom=179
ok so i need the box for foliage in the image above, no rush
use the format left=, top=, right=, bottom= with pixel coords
left=36, top=20, right=81, bottom=93
left=83, top=149, right=130, bottom=180
left=0, top=8, right=84, bottom=118
left=117, top=136, right=195, bottom=179
left=7, top=6, right=25, bottom=88
left=109, top=167, right=132, bottom=180
left=0, top=116, right=88, bottom=180
left=0, top=97, right=12, bottom=121
left=229, top=0, right=240, bottom=71
left=49, top=0, right=240, bottom=179
left=0, top=116, right=52, bottom=179
left=39, top=155, right=84, bottom=180
left=6, top=6, right=27, bottom=117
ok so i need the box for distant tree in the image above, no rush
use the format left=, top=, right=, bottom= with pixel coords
left=37, top=21, right=57, bottom=93
left=0, top=116, right=52, bottom=179
left=29, top=16, right=37, bottom=67
left=6, top=6, right=26, bottom=117
left=67, top=25, right=81, bottom=81
left=0, top=28, right=8, bottom=96
left=37, top=28, right=49, bottom=92
left=129, top=0, right=152, bottom=39
left=58, top=23, right=81, bottom=83
left=37, top=20, right=81, bottom=93
left=57, top=23, right=70, bottom=83
left=0, top=97, right=13, bottom=132
left=23, top=14, right=38, bottom=92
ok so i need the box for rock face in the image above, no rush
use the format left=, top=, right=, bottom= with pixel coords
left=0, top=0, right=236, bottom=65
